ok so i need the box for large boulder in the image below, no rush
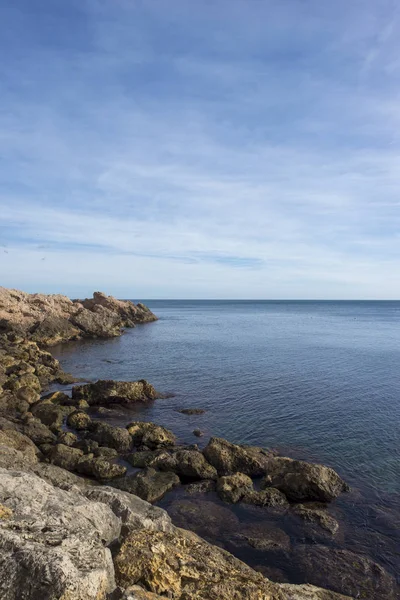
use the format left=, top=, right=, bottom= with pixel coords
left=127, top=422, right=176, bottom=449
left=80, top=292, right=157, bottom=326
left=22, top=419, right=57, bottom=445
left=72, top=380, right=158, bottom=405
left=89, top=421, right=132, bottom=453
left=203, top=437, right=273, bottom=476
left=111, top=468, right=180, bottom=503
left=0, top=429, right=39, bottom=465
left=262, top=457, right=349, bottom=502
left=32, top=462, right=93, bottom=490
left=294, top=545, right=397, bottom=600
left=0, top=468, right=120, bottom=600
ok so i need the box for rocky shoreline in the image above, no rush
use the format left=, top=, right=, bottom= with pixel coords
left=0, top=288, right=397, bottom=600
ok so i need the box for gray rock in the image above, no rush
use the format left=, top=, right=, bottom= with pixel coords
left=262, top=457, right=349, bottom=502
left=112, top=468, right=180, bottom=503
left=32, top=462, right=94, bottom=490
left=31, top=402, right=73, bottom=432
left=0, top=429, right=39, bottom=464
left=216, top=472, right=253, bottom=503
left=57, top=430, right=78, bottom=447
left=292, top=503, right=339, bottom=535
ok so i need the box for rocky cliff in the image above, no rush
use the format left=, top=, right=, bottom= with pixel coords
left=0, top=287, right=157, bottom=346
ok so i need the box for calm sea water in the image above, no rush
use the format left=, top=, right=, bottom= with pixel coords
left=51, top=300, right=400, bottom=587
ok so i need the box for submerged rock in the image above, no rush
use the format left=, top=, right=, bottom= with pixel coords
left=177, top=408, right=206, bottom=415
left=127, top=421, right=176, bottom=449
left=112, top=468, right=180, bottom=503
left=262, top=457, right=349, bottom=503
left=72, top=379, right=158, bottom=405
left=292, top=503, right=339, bottom=535
left=203, top=436, right=273, bottom=476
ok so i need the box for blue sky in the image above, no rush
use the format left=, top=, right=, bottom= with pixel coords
left=1, top=0, right=399, bottom=299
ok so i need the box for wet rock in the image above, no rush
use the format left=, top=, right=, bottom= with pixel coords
left=177, top=408, right=206, bottom=415
left=72, top=379, right=158, bottom=405
left=152, top=449, right=218, bottom=481
left=112, top=468, right=180, bottom=503
left=203, top=436, right=273, bottom=476
left=76, top=455, right=127, bottom=481
left=280, top=584, right=353, bottom=599
left=217, top=472, right=253, bottom=503
left=243, top=488, right=289, bottom=508
left=262, top=457, right=349, bottom=503
left=31, top=402, right=73, bottom=432
left=0, top=429, right=39, bottom=464
left=186, top=480, right=216, bottom=494
left=22, top=419, right=57, bottom=445
left=167, top=499, right=239, bottom=539
left=231, top=521, right=291, bottom=555
left=292, top=503, right=339, bottom=535
left=294, top=544, right=397, bottom=599
left=0, top=468, right=119, bottom=600
left=49, top=443, right=84, bottom=471
left=67, top=409, right=92, bottom=430
left=193, top=428, right=204, bottom=437
left=89, top=421, right=132, bottom=453
left=127, top=421, right=176, bottom=449
left=57, top=430, right=78, bottom=447
left=126, top=449, right=164, bottom=468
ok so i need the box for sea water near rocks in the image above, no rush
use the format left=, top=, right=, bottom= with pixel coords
left=51, top=300, right=400, bottom=586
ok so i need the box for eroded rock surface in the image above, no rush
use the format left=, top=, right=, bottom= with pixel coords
left=72, top=380, right=158, bottom=405
left=203, top=436, right=274, bottom=476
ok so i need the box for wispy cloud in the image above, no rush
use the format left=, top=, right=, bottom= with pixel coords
left=0, top=0, right=400, bottom=298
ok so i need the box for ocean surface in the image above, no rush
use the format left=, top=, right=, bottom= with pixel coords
left=51, top=300, right=400, bottom=589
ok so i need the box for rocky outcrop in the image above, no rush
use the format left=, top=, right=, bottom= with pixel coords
left=0, top=287, right=157, bottom=346
left=262, top=457, right=349, bottom=503
left=112, top=468, right=180, bottom=503
left=72, top=380, right=159, bottom=405
left=126, top=421, right=176, bottom=448
left=203, top=436, right=274, bottom=476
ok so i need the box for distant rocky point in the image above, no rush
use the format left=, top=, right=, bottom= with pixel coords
left=0, top=287, right=157, bottom=346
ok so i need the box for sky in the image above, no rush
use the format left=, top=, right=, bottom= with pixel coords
left=1, top=0, right=400, bottom=299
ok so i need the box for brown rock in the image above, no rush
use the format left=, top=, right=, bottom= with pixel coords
left=203, top=437, right=273, bottom=476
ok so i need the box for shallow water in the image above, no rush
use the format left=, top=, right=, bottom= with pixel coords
left=51, top=300, right=400, bottom=591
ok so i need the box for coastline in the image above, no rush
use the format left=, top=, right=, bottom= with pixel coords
left=0, top=288, right=398, bottom=600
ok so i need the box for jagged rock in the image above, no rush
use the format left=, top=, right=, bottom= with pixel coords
left=0, top=429, right=39, bottom=464
left=57, top=430, right=79, bottom=446
left=217, top=472, right=253, bottom=503
left=0, top=468, right=120, bottom=600
left=70, top=305, right=122, bottom=338
left=279, top=584, right=353, bottom=599
left=32, top=462, right=94, bottom=489
left=67, top=409, right=92, bottom=430
left=80, top=292, right=157, bottom=326
left=49, top=443, right=84, bottom=470
left=83, top=486, right=173, bottom=534
left=127, top=421, right=176, bottom=449
left=22, top=419, right=57, bottom=445
left=262, top=457, right=349, bottom=502
left=31, top=402, right=73, bottom=432
left=243, top=487, right=289, bottom=508
left=76, top=455, right=127, bottom=481
left=229, top=522, right=291, bottom=556
left=112, top=468, right=180, bottom=503
left=72, top=380, right=158, bottom=405
left=151, top=449, right=217, bottom=480
left=119, top=586, right=164, bottom=600
left=41, top=390, right=74, bottom=405
left=292, top=503, right=339, bottom=535
left=294, top=545, right=397, bottom=599
left=203, top=436, right=273, bottom=476
left=89, top=421, right=132, bottom=453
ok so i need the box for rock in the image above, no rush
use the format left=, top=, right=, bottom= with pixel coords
left=31, top=402, right=73, bottom=432
left=49, top=443, right=84, bottom=471
left=127, top=421, right=176, bottom=449
left=119, top=586, right=164, bottom=600
left=243, top=487, right=289, bottom=508
left=0, top=429, right=39, bottom=464
left=57, top=430, right=79, bottom=447
left=152, top=449, right=218, bottom=481
left=294, top=544, right=397, bottom=599
left=167, top=499, right=239, bottom=540
left=89, top=421, right=132, bottom=453
left=76, top=455, right=127, bottom=481
left=83, top=486, right=173, bottom=534
left=262, top=457, right=349, bottom=502
left=72, top=379, right=158, bottom=405
left=41, top=390, right=73, bottom=405
left=0, top=445, right=36, bottom=470
left=193, top=428, right=204, bottom=437
left=203, top=436, right=273, bottom=476
left=22, top=419, right=57, bottom=445
left=67, top=409, right=92, bottom=430
left=279, top=584, right=353, bottom=599
left=186, top=480, right=216, bottom=494
left=95, top=446, right=119, bottom=459
left=32, top=462, right=93, bottom=489
left=15, top=385, right=40, bottom=404
left=177, top=408, right=206, bottom=415
left=80, top=292, right=157, bottom=326
left=0, top=468, right=120, bottom=600
left=216, top=472, right=253, bottom=503
left=74, top=438, right=100, bottom=454
left=127, top=449, right=165, bottom=468
left=0, top=391, right=29, bottom=418
left=231, top=522, right=291, bottom=556
left=292, top=503, right=339, bottom=535
left=112, top=468, right=180, bottom=503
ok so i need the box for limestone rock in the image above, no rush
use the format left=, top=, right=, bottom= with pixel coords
left=57, top=430, right=78, bottom=447
left=22, top=419, right=57, bottom=445
left=152, top=449, right=217, bottom=480
left=49, top=443, right=84, bottom=471
left=72, top=380, right=158, bottom=405
left=89, top=421, right=132, bottom=453
left=31, top=402, right=73, bottom=432
left=127, top=421, right=176, bottom=449
left=32, top=462, right=94, bottom=490
left=67, top=409, right=92, bottom=430
left=112, top=468, right=180, bottom=503
left=0, top=429, right=39, bottom=464
left=203, top=436, right=273, bottom=476
left=262, top=457, right=349, bottom=503
left=292, top=503, right=339, bottom=535
left=177, top=408, right=206, bottom=415
left=76, top=455, right=127, bottom=481
left=216, top=472, right=253, bottom=503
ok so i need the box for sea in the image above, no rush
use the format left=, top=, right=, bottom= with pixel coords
left=51, top=300, right=400, bottom=590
